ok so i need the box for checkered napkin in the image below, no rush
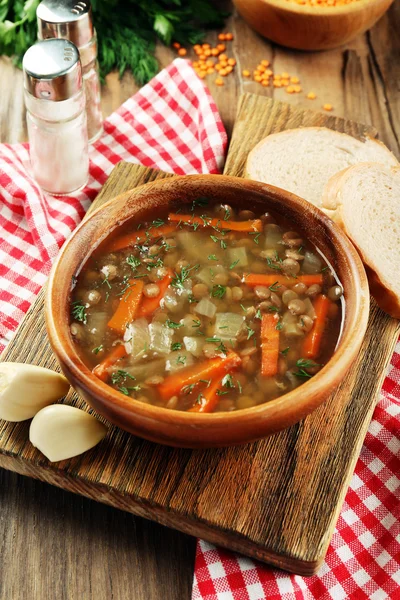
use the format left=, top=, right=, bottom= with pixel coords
left=193, top=344, right=400, bottom=600
left=0, top=58, right=227, bottom=350
left=1, top=56, right=399, bottom=600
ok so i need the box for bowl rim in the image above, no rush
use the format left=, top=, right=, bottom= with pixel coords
left=240, top=0, right=392, bottom=17
left=46, top=174, right=370, bottom=429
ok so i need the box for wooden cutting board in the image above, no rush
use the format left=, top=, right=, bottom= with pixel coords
left=1, top=93, right=398, bottom=576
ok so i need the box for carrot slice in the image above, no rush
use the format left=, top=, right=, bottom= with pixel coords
left=107, top=279, right=144, bottom=334
left=260, top=313, right=280, bottom=377
left=107, top=224, right=177, bottom=252
left=168, top=213, right=262, bottom=233
left=243, top=274, right=324, bottom=288
left=303, top=294, right=331, bottom=359
left=188, top=378, right=222, bottom=413
left=137, top=270, right=172, bottom=318
left=157, top=351, right=241, bottom=402
left=93, top=345, right=127, bottom=382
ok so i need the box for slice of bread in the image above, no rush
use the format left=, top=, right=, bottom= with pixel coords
left=246, top=127, right=399, bottom=207
left=322, top=162, right=400, bottom=319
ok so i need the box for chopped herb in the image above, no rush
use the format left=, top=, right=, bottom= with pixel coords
left=275, top=251, right=283, bottom=263
left=71, top=275, right=77, bottom=285
left=293, top=368, right=312, bottom=379
left=165, top=319, right=183, bottom=329
left=192, top=222, right=200, bottom=231
left=71, top=301, right=87, bottom=324
left=210, top=235, right=218, bottom=243
left=266, top=258, right=282, bottom=272
left=162, top=241, right=174, bottom=252
left=200, top=215, right=212, bottom=226
left=200, top=379, right=211, bottom=386
left=208, top=254, right=218, bottom=261
left=152, top=218, right=165, bottom=228
left=176, top=355, right=186, bottom=365
left=222, top=374, right=235, bottom=388
left=281, top=347, right=290, bottom=356
left=250, top=232, right=261, bottom=244
left=126, top=255, right=141, bottom=270
left=255, top=309, right=262, bottom=320
left=268, top=281, right=281, bottom=292
left=246, top=326, right=255, bottom=340
left=296, top=358, right=321, bottom=369
left=171, top=264, right=199, bottom=290
left=223, top=207, right=231, bottom=221
left=192, top=319, right=201, bottom=328
left=268, top=305, right=280, bottom=313
left=182, top=383, right=196, bottom=394
left=229, top=259, right=239, bottom=270
left=105, top=291, right=110, bottom=303
left=92, top=345, right=104, bottom=354
left=196, top=393, right=205, bottom=405
left=101, top=274, right=112, bottom=289
left=118, top=385, right=140, bottom=396
left=191, top=197, right=208, bottom=211
left=171, top=342, right=183, bottom=351
left=111, top=370, right=136, bottom=386
left=236, top=379, right=243, bottom=394
left=321, top=266, right=329, bottom=272
left=216, top=389, right=229, bottom=396
left=275, top=321, right=283, bottom=331
left=218, top=325, right=228, bottom=329
left=117, top=278, right=132, bottom=296
left=188, top=294, right=198, bottom=304
left=220, top=239, right=227, bottom=250
left=217, top=341, right=227, bottom=354
left=240, top=304, right=248, bottom=313
left=205, top=337, right=221, bottom=343
left=210, top=268, right=214, bottom=277
left=137, top=224, right=142, bottom=230
left=298, top=246, right=303, bottom=253
left=136, top=244, right=148, bottom=254
left=211, top=284, right=226, bottom=299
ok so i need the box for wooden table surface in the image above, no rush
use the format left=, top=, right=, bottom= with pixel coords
left=0, top=2, right=399, bottom=599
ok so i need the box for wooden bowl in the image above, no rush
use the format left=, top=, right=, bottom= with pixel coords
left=46, top=175, right=369, bottom=448
left=234, top=0, right=394, bottom=51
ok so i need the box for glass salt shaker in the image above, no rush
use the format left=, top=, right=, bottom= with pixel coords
left=37, top=0, right=103, bottom=143
left=23, top=39, right=89, bottom=195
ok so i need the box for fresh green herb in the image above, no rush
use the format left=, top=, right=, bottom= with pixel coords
left=152, top=218, right=165, bottom=228
left=217, top=341, right=227, bottom=354
left=210, top=235, right=218, bottom=243
left=136, top=244, right=148, bottom=254
left=269, top=281, right=281, bottom=292
left=191, top=197, right=209, bottom=211
left=223, top=208, right=231, bottom=221
left=111, top=370, right=136, bottom=385
left=171, top=264, right=199, bottom=290
left=192, top=319, right=201, bottom=328
left=246, top=326, right=255, bottom=340
left=218, top=325, right=228, bottom=329
left=220, top=239, right=227, bottom=250
left=229, top=259, right=239, bottom=270
left=165, top=319, right=183, bottom=329
left=211, top=284, right=226, bottom=299
left=266, top=258, right=282, bottom=271
left=240, top=304, right=248, bottom=313
left=101, top=274, right=112, bottom=289
left=281, top=347, right=290, bottom=356
left=196, top=393, right=205, bottom=406
left=268, top=305, right=280, bottom=313
left=293, top=368, right=312, bottom=379
left=200, top=215, right=212, bottom=226
left=321, top=266, right=329, bottom=272
left=236, top=379, right=243, bottom=394
left=216, top=389, right=228, bottom=396
left=92, top=345, right=104, bottom=354
left=171, top=342, right=183, bottom=351
left=71, top=301, right=87, bottom=324
left=182, top=383, right=196, bottom=394
left=222, top=374, right=235, bottom=388
left=126, top=255, right=141, bottom=270
left=296, top=358, right=321, bottom=369
left=249, top=232, right=261, bottom=244
left=200, top=379, right=211, bottom=386
left=118, top=385, right=140, bottom=396
left=117, top=277, right=132, bottom=296
left=105, top=291, right=110, bottom=303
left=208, top=254, right=218, bottom=261
left=255, top=309, right=262, bottom=320
left=176, top=355, right=186, bottom=365
left=187, top=294, right=197, bottom=304
left=192, top=222, right=200, bottom=231
left=275, top=321, right=283, bottom=331
left=205, top=337, right=221, bottom=343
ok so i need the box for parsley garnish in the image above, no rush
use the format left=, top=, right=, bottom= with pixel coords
left=71, top=301, right=87, bottom=324
left=171, top=342, right=183, bottom=351
left=211, top=284, right=226, bottom=299
left=208, top=254, right=218, bottom=261
left=126, top=255, right=141, bottom=270
left=255, top=309, right=262, bottom=320
left=111, top=370, right=136, bottom=386
left=275, top=321, right=283, bottom=331
left=192, top=319, right=201, bottom=328
left=171, top=264, right=199, bottom=290
left=176, top=355, right=186, bottom=365
left=165, top=319, right=183, bottom=329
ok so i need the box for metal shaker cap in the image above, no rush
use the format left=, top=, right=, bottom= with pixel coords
left=23, top=39, right=82, bottom=101
left=37, top=0, right=94, bottom=48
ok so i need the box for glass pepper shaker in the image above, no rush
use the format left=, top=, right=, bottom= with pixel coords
left=37, top=0, right=103, bottom=143
left=23, top=39, right=89, bottom=195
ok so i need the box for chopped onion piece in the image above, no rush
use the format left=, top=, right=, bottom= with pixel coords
left=149, top=322, right=174, bottom=355
left=165, top=351, right=194, bottom=373
left=214, top=312, right=245, bottom=344
left=228, top=246, right=248, bottom=267
left=302, top=251, right=322, bottom=274
left=183, top=336, right=205, bottom=357
left=195, top=297, right=217, bottom=318
left=124, top=318, right=150, bottom=359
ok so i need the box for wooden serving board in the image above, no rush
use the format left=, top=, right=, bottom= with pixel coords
left=0, top=94, right=398, bottom=576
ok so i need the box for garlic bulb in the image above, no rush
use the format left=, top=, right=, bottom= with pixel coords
left=29, top=405, right=107, bottom=462
left=0, top=363, right=70, bottom=422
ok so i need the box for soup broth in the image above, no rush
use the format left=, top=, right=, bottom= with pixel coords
left=70, top=200, right=343, bottom=413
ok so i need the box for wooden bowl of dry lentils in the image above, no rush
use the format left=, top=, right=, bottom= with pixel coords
left=234, top=0, right=394, bottom=50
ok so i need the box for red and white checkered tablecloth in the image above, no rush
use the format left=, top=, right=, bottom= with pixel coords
left=0, top=58, right=399, bottom=600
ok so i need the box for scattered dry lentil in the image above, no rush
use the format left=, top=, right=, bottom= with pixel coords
left=242, top=69, right=250, bottom=77
left=215, top=77, right=224, bottom=86
left=307, top=91, right=317, bottom=99
left=323, top=103, right=333, bottom=111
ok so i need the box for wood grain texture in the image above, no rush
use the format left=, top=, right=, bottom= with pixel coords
left=1, top=94, right=398, bottom=578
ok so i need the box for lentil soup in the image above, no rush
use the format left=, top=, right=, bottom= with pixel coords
left=70, top=199, right=344, bottom=413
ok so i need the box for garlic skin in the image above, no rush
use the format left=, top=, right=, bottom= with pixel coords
left=0, top=363, right=70, bottom=422
left=29, top=405, right=107, bottom=462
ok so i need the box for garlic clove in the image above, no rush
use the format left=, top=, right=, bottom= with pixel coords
left=0, top=362, right=70, bottom=422
left=29, top=405, right=107, bottom=462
